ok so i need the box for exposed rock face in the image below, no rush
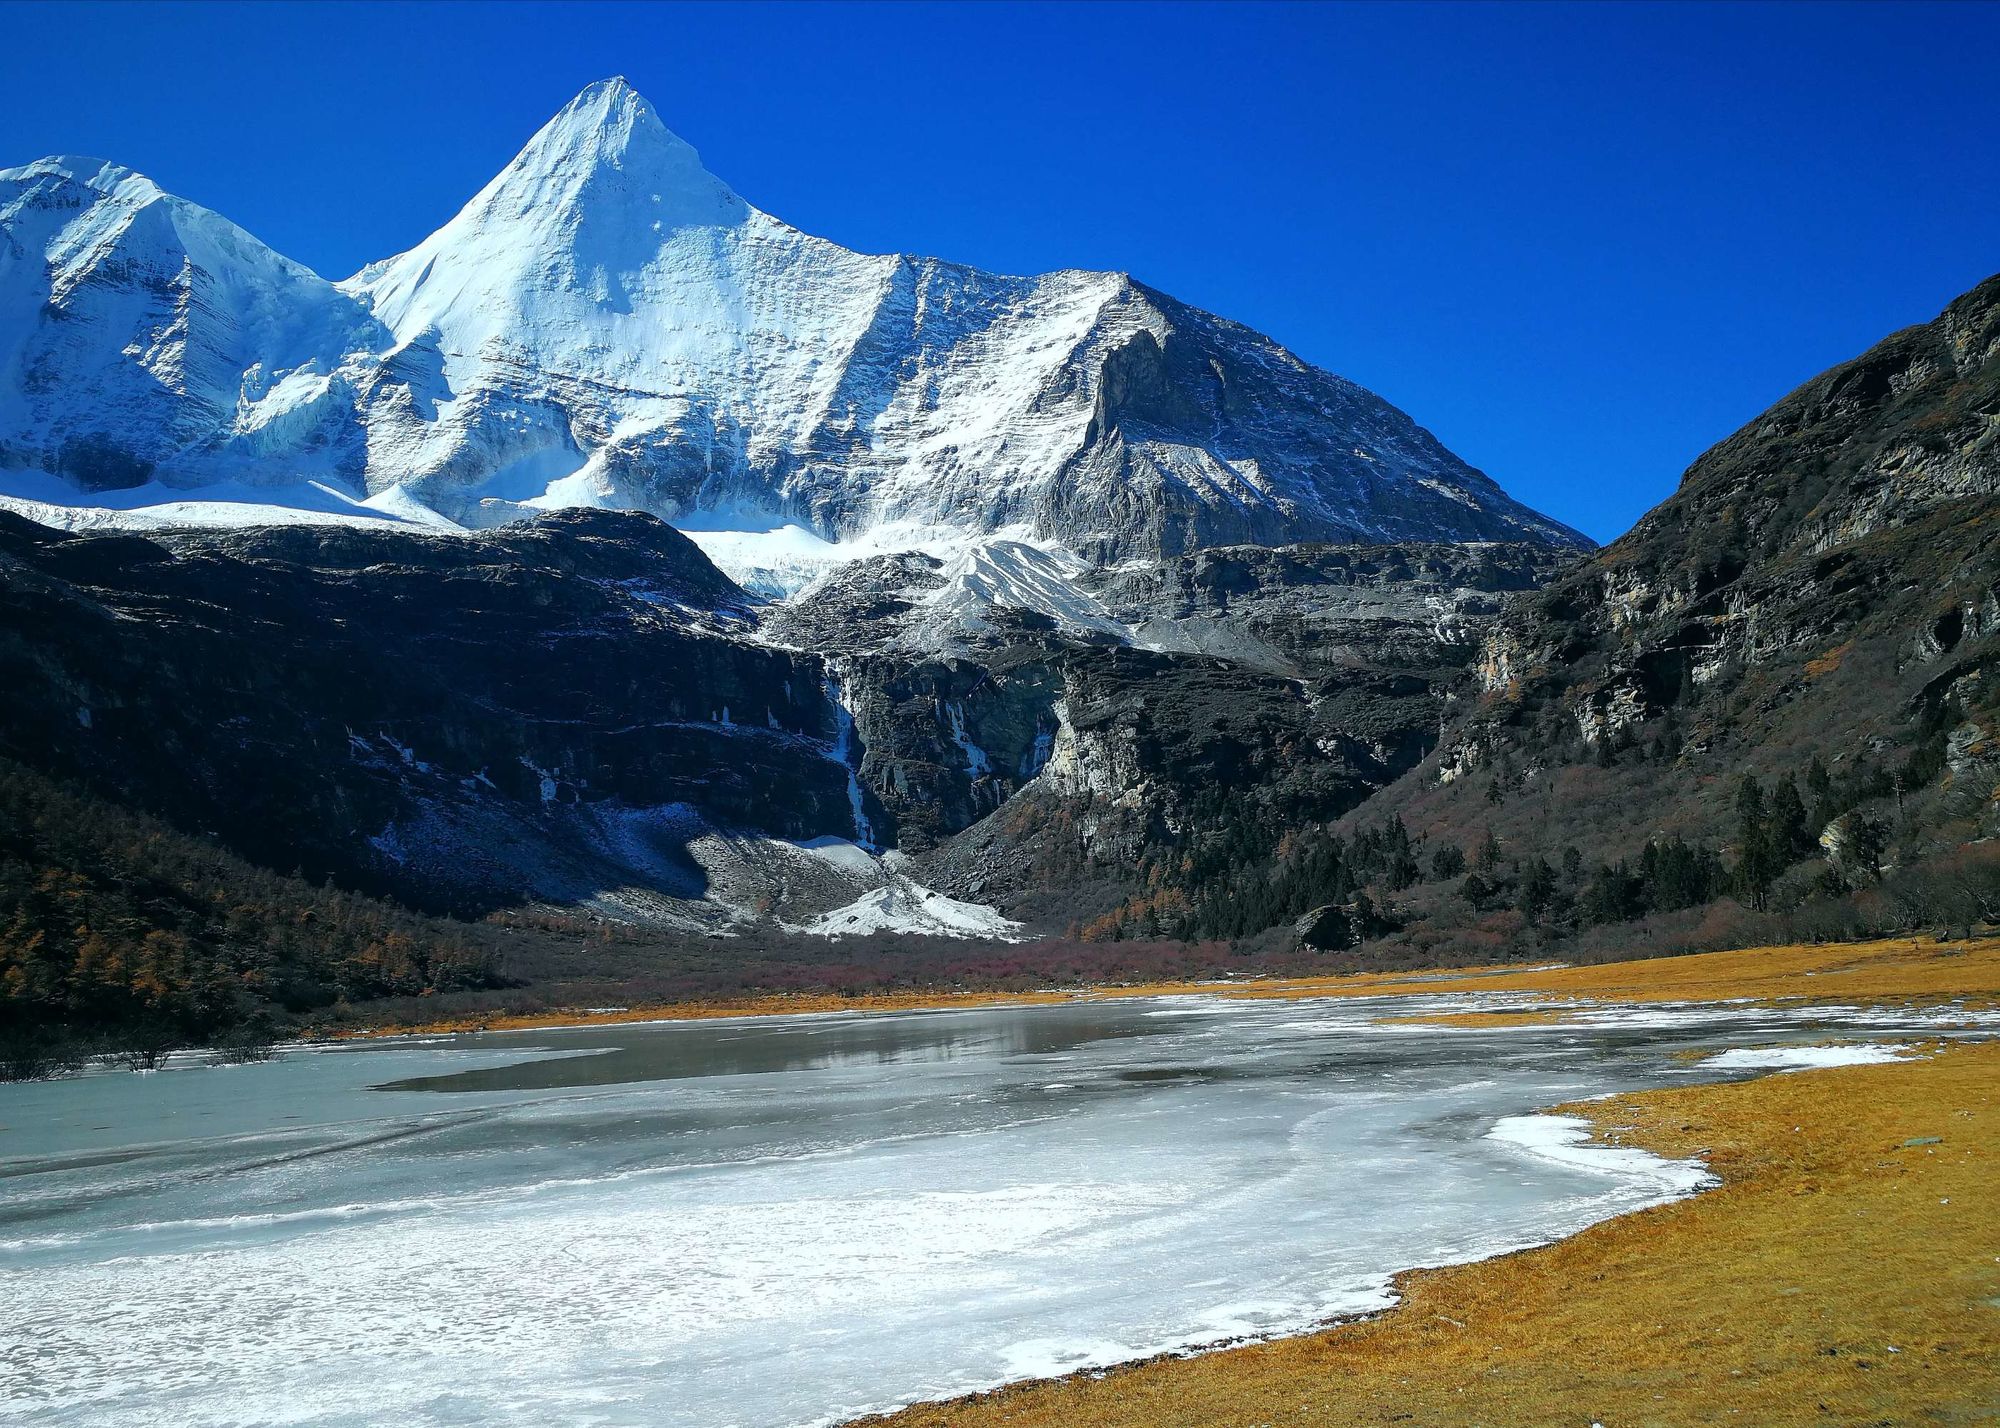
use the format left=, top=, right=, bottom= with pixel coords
left=780, top=542, right=1569, bottom=895
left=0, top=81, right=1587, bottom=566
left=0, top=508, right=871, bottom=922
left=1552, top=274, right=2000, bottom=698
left=1942, top=720, right=2000, bottom=836
left=1081, top=541, right=1565, bottom=677
left=823, top=650, right=1064, bottom=850
left=1294, top=904, right=1354, bottom=951
left=0, top=495, right=1575, bottom=931
left=1377, top=273, right=2000, bottom=863
left=1817, top=811, right=1876, bottom=880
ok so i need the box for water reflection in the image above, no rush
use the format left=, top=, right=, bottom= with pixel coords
left=375, top=1004, right=1161, bottom=1093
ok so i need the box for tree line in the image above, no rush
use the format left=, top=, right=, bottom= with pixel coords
left=1085, top=713, right=1959, bottom=951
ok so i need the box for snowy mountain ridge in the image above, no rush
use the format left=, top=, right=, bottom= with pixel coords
left=0, top=79, right=1587, bottom=589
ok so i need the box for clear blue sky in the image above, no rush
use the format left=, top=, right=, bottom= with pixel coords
left=3, top=1, right=1995, bottom=543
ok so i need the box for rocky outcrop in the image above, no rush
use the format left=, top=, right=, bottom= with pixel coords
left=1367, top=273, right=2000, bottom=869
left=827, top=651, right=1064, bottom=850
left=0, top=509, right=861, bottom=918
left=769, top=538, right=1576, bottom=871
left=0, top=502, right=1579, bottom=931
left=1294, top=904, right=1355, bottom=951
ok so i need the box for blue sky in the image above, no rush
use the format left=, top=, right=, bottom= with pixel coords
left=3, top=1, right=1995, bottom=543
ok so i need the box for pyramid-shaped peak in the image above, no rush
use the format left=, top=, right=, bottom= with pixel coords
left=430, top=75, right=752, bottom=238
left=344, top=78, right=759, bottom=334
left=578, top=75, right=637, bottom=101
left=548, top=76, right=657, bottom=138
left=526, top=80, right=700, bottom=175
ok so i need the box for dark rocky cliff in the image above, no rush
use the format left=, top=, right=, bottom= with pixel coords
left=0, top=509, right=859, bottom=916
left=0, top=502, right=1570, bottom=930
left=1369, top=274, right=2000, bottom=884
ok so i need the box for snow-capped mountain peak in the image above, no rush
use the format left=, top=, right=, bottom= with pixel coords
left=8, top=154, right=159, bottom=206
left=0, top=152, right=389, bottom=494
left=347, top=77, right=750, bottom=327
left=1, top=80, right=1590, bottom=568
left=520, top=76, right=740, bottom=214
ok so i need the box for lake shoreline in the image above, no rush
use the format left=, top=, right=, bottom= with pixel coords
left=850, top=941, right=2000, bottom=1427
left=14, top=938, right=1991, bottom=1426
left=327, top=933, right=2000, bottom=1042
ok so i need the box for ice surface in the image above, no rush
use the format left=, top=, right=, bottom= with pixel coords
left=3, top=993, right=1979, bottom=1428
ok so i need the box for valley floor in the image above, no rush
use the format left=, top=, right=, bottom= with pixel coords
left=339, top=933, right=2000, bottom=1038
left=846, top=938, right=2000, bottom=1428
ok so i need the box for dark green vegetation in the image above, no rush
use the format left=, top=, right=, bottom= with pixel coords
left=0, top=756, right=1335, bottom=1075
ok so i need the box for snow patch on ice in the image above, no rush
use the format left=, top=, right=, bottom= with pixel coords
left=1698, top=1043, right=1914, bottom=1072
left=1486, top=1114, right=1714, bottom=1197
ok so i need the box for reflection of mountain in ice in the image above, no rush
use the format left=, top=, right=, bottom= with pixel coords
left=2, top=994, right=1985, bottom=1428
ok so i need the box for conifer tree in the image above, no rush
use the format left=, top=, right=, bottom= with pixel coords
left=1734, top=774, right=1775, bottom=909
left=1770, top=776, right=1811, bottom=862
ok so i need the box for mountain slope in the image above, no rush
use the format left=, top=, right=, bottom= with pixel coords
left=0, top=80, right=1586, bottom=571
left=0, top=507, right=878, bottom=927
left=0, top=496, right=1570, bottom=938
left=0, top=157, right=390, bottom=491
left=1341, top=273, right=2000, bottom=947
left=0, top=755, right=500, bottom=1071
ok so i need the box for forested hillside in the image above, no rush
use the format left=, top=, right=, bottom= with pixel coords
left=0, top=760, right=500, bottom=1074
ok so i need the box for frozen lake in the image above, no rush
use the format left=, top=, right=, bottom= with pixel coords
left=0, top=991, right=1981, bottom=1427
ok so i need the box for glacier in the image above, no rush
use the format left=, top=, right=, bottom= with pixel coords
left=0, top=79, right=1587, bottom=588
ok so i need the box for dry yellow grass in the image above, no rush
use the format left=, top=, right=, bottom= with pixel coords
left=344, top=934, right=2000, bottom=1040
left=1332, top=935, right=2000, bottom=1016
left=866, top=1040, right=2000, bottom=1428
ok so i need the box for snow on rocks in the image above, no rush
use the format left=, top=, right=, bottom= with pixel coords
left=796, top=881, right=1022, bottom=940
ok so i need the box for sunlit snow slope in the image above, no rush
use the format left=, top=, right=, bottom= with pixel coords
left=0, top=80, right=1587, bottom=576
